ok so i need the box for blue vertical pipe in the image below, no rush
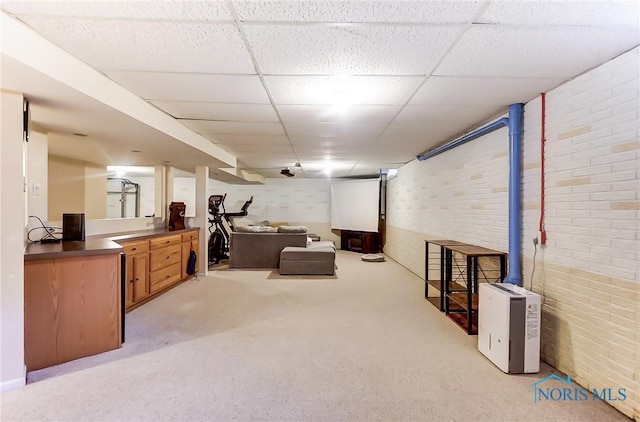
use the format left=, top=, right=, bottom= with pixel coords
left=415, top=103, right=525, bottom=285
left=504, top=103, right=523, bottom=285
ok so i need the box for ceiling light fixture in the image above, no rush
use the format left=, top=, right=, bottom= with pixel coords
left=331, top=89, right=353, bottom=114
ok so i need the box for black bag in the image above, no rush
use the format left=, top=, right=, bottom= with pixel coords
left=186, top=242, right=197, bottom=275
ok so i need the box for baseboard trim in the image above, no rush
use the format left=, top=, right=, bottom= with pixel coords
left=0, top=372, right=26, bottom=392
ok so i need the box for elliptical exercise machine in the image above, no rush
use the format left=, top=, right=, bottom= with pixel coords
left=208, top=194, right=253, bottom=265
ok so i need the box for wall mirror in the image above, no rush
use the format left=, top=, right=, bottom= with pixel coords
left=47, top=153, right=156, bottom=220
left=106, top=166, right=156, bottom=218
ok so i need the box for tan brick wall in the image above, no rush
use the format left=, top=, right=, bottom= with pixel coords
left=523, top=256, right=640, bottom=420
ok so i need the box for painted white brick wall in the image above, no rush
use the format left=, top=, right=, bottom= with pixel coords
left=387, top=47, right=639, bottom=419
left=208, top=178, right=331, bottom=224
left=537, top=47, right=640, bottom=282
left=387, top=123, right=510, bottom=252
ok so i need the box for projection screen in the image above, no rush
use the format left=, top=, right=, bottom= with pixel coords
left=330, top=179, right=379, bottom=232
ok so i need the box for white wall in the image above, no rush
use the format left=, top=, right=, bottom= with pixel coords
left=204, top=177, right=338, bottom=244
left=26, top=131, right=48, bottom=238
left=384, top=47, right=639, bottom=419
left=174, top=177, right=197, bottom=218
left=0, top=90, right=26, bottom=391
left=84, top=164, right=107, bottom=219
left=209, top=178, right=331, bottom=223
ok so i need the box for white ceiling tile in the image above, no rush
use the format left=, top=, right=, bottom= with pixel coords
left=245, top=24, right=463, bottom=75
left=238, top=155, right=298, bottom=169
left=410, top=76, right=565, bottom=106
left=278, top=105, right=401, bottom=124
left=209, top=135, right=291, bottom=144
left=2, top=1, right=235, bottom=20
left=294, top=144, right=372, bottom=154
left=299, top=159, right=357, bottom=174
left=478, top=1, right=640, bottom=27
left=150, top=101, right=278, bottom=122
left=181, top=120, right=286, bottom=137
left=217, top=144, right=294, bottom=154
left=393, top=105, right=504, bottom=126
left=435, top=26, right=640, bottom=78
left=362, top=142, right=428, bottom=163
left=19, top=17, right=254, bottom=73
left=265, top=75, right=423, bottom=105
left=285, top=122, right=387, bottom=139
left=106, top=72, right=270, bottom=103
left=234, top=0, right=482, bottom=23
left=349, top=163, right=400, bottom=177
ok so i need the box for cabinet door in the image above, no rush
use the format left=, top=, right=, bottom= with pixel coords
left=126, top=252, right=149, bottom=307
left=182, top=239, right=199, bottom=278
left=125, top=255, right=135, bottom=308
left=131, top=253, right=149, bottom=303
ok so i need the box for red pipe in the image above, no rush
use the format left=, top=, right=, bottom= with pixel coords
left=539, top=93, right=547, bottom=245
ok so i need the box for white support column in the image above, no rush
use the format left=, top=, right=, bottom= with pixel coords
left=165, top=166, right=174, bottom=226
left=0, top=91, right=26, bottom=391
left=154, top=165, right=165, bottom=221
left=195, top=166, right=209, bottom=275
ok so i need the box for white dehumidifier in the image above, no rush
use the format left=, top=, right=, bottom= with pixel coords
left=478, top=283, right=541, bottom=373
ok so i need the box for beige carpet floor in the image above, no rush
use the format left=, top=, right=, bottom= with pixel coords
left=1, top=251, right=629, bottom=421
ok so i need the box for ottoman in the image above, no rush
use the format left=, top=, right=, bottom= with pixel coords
left=279, top=242, right=336, bottom=275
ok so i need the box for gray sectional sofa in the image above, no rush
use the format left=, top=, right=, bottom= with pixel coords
left=229, top=230, right=307, bottom=268
left=228, top=225, right=336, bottom=275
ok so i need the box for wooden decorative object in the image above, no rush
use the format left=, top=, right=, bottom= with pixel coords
left=168, top=201, right=186, bottom=231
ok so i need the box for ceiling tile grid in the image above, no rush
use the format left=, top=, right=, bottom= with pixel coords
left=264, top=75, right=424, bottom=105
left=2, top=0, right=639, bottom=179
left=243, top=24, right=464, bottom=75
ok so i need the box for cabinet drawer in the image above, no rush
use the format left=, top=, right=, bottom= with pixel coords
left=149, top=263, right=181, bottom=293
left=181, top=231, right=199, bottom=243
left=149, top=244, right=181, bottom=272
left=120, top=240, right=149, bottom=256
left=149, top=234, right=181, bottom=250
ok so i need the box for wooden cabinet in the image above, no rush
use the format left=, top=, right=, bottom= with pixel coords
left=118, top=229, right=198, bottom=312
left=24, top=253, right=122, bottom=371
left=124, top=252, right=149, bottom=308
left=340, top=230, right=380, bottom=253
left=122, top=239, right=149, bottom=308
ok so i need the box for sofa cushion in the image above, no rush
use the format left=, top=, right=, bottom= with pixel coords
left=236, top=225, right=277, bottom=233
left=229, top=232, right=307, bottom=268
left=307, top=240, right=336, bottom=251
left=277, top=225, right=308, bottom=234
left=280, top=246, right=336, bottom=275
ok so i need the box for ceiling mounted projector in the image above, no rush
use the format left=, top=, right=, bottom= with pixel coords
left=280, top=168, right=294, bottom=177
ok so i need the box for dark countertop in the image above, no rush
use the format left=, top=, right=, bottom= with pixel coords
left=25, top=227, right=200, bottom=261
left=24, top=238, right=123, bottom=261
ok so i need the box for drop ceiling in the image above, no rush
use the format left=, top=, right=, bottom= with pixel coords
left=1, top=1, right=638, bottom=180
